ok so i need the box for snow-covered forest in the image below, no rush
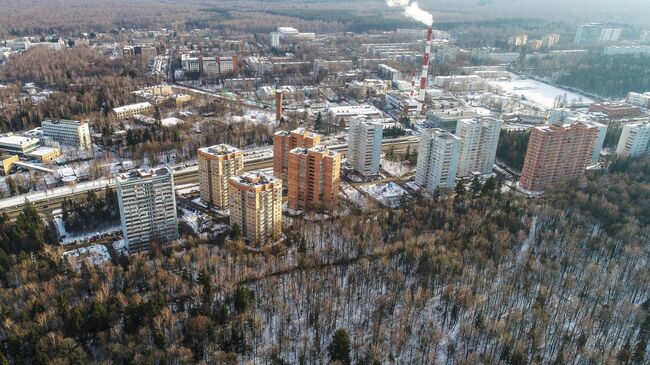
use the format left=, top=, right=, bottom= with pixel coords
left=1, top=158, right=649, bottom=364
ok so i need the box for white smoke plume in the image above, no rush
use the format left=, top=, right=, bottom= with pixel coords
left=386, top=0, right=433, bottom=26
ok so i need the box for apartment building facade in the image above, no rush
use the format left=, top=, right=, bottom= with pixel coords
left=455, top=117, right=502, bottom=177
left=273, top=128, right=321, bottom=181
left=287, top=145, right=341, bottom=211
left=616, top=122, right=650, bottom=158
left=41, top=119, right=92, bottom=150
left=519, top=123, right=598, bottom=191
left=229, top=172, right=282, bottom=246
left=415, top=128, right=462, bottom=193
left=198, top=144, right=245, bottom=210
left=116, top=168, right=179, bottom=253
left=347, top=117, right=383, bottom=177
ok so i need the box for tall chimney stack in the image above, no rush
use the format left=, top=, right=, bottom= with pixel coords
left=275, top=90, right=283, bottom=121
left=419, top=26, right=433, bottom=102
left=410, top=70, right=417, bottom=98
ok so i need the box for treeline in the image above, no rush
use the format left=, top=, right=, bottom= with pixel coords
left=519, top=53, right=650, bottom=98
left=0, top=158, right=649, bottom=362
left=496, top=129, right=530, bottom=171
left=0, top=47, right=150, bottom=131
left=61, top=188, right=119, bottom=234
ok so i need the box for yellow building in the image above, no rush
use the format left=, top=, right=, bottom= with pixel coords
left=175, top=94, right=193, bottom=109
left=27, top=147, right=61, bottom=163
left=229, top=172, right=282, bottom=246
left=198, top=144, right=245, bottom=210
left=0, top=154, right=18, bottom=175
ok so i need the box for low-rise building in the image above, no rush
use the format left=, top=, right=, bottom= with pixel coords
left=588, top=103, right=642, bottom=119
left=0, top=154, right=18, bottom=175
left=626, top=92, right=650, bottom=108
left=112, top=102, right=154, bottom=120
left=27, top=147, right=61, bottom=163
left=0, top=134, right=40, bottom=155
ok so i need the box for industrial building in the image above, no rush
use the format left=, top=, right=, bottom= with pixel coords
left=455, top=117, right=502, bottom=177
left=287, top=145, right=341, bottom=211
left=415, top=128, right=462, bottom=193
left=41, top=119, right=92, bottom=150
left=116, top=168, right=179, bottom=253
left=198, top=144, right=245, bottom=210
left=347, top=117, right=383, bottom=177
left=229, top=172, right=283, bottom=246
left=519, top=123, right=598, bottom=192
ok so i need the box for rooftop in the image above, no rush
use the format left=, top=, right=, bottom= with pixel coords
left=199, top=144, right=241, bottom=156
left=42, top=119, right=84, bottom=127
left=117, top=167, right=170, bottom=182
left=0, top=134, right=40, bottom=146
left=113, top=102, right=153, bottom=113
left=230, top=172, right=277, bottom=187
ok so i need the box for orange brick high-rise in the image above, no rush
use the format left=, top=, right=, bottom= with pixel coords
left=519, top=123, right=598, bottom=192
left=287, top=145, right=341, bottom=211
left=273, top=128, right=321, bottom=181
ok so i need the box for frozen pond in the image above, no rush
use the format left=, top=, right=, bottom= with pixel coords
left=490, top=75, right=593, bottom=109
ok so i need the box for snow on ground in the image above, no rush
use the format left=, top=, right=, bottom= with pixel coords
left=54, top=215, right=121, bottom=245
left=490, top=74, right=593, bottom=109
left=63, top=244, right=111, bottom=268
left=360, top=182, right=408, bottom=208
left=113, top=239, right=127, bottom=255
left=181, top=208, right=201, bottom=234
left=176, top=183, right=200, bottom=196
left=340, top=183, right=371, bottom=209
left=161, top=117, right=184, bottom=127
left=381, top=157, right=413, bottom=178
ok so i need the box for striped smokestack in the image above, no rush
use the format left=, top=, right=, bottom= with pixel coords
left=418, top=26, right=433, bottom=102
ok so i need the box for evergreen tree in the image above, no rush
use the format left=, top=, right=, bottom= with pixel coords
left=314, top=112, right=323, bottom=131
left=328, top=329, right=351, bottom=365
left=470, top=177, right=482, bottom=195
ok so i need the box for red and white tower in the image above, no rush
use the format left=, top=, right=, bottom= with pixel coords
left=418, top=26, right=433, bottom=102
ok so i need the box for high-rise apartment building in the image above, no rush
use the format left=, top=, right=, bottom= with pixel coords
left=273, top=128, right=320, bottom=181
left=415, top=128, right=462, bottom=193
left=616, top=122, right=650, bottom=158
left=287, top=145, right=341, bottom=211
left=116, top=168, right=179, bottom=253
left=198, top=144, right=245, bottom=210
left=347, top=117, right=383, bottom=177
left=41, top=119, right=92, bottom=150
left=455, top=117, right=502, bottom=177
left=519, top=123, right=598, bottom=191
left=229, top=172, right=282, bottom=246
